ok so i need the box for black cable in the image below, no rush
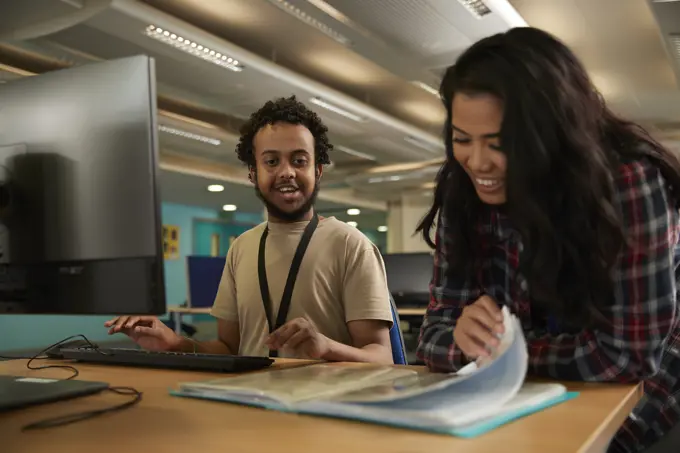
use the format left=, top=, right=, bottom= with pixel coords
left=1, top=334, right=109, bottom=379
left=21, top=386, right=142, bottom=431
left=1, top=334, right=143, bottom=431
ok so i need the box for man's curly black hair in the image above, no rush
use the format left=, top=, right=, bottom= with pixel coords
left=235, top=95, right=333, bottom=167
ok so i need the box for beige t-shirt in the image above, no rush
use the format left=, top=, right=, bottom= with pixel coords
left=210, top=216, right=393, bottom=357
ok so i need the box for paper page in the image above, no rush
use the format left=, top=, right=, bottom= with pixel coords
left=296, top=382, right=567, bottom=432
left=449, top=382, right=568, bottom=427
left=324, top=306, right=526, bottom=408
left=177, top=363, right=417, bottom=405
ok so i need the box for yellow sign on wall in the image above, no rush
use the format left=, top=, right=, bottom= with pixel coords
left=163, top=225, right=180, bottom=260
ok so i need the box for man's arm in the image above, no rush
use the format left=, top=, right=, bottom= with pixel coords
left=175, top=319, right=240, bottom=355
left=321, top=319, right=393, bottom=364
left=527, top=162, right=678, bottom=383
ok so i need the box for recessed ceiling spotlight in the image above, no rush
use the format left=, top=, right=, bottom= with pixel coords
left=222, top=204, right=237, bottom=212
left=347, top=208, right=361, bottom=216
left=207, top=184, right=224, bottom=192
left=347, top=221, right=358, bottom=228
left=377, top=226, right=388, bottom=232
left=144, top=25, right=243, bottom=72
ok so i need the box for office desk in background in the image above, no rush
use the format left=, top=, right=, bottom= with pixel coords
left=0, top=359, right=642, bottom=453
left=168, top=306, right=428, bottom=335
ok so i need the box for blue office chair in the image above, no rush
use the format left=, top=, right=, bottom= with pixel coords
left=388, top=293, right=408, bottom=365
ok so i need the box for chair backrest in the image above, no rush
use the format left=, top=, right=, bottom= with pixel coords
left=388, top=293, right=408, bottom=365
left=186, top=256, right=226, bottom=308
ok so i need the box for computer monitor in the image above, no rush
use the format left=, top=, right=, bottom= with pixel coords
left=382, top=252, right=434, bottom=307
left=0, top=55, right=165, bottom=315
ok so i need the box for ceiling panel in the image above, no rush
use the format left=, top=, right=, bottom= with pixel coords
left=139, top=0, right=457, bottom=134
left=323, top=0, right=470, bottom=57
left=507, top=0, right=679, bottom=120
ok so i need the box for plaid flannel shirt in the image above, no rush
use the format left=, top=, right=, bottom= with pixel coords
left=416, top=158, right=680, bottom=453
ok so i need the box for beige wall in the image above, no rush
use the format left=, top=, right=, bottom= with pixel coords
left=386, top=193, right=435, bottom=253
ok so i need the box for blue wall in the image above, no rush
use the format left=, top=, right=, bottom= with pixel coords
left=0, top=202, right=221, bottom=351
left=162, top=203, right=219, bottom=307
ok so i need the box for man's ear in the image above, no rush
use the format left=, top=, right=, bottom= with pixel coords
left=248, top=166, right=255, bottom=184
left=315, top=164, right=323, bottom=180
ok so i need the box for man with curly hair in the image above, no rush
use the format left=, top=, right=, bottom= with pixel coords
left=105, top=96, right=395, bottom=364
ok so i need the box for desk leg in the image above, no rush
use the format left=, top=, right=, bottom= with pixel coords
left=172, top=312, right=182, bottom=335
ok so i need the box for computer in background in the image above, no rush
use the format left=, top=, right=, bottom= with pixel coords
left=0, top=56, right=271, bottom=414
left=382, top=252, right=434, bottom=307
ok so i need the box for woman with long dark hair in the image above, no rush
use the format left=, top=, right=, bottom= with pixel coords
left=416, top=27, right=680, bottom=453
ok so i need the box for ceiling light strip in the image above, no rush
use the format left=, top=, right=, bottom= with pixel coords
left=116, top=1, right=441, bottom=154
left=457, top=0, right=492, bottom=19
left=144, top=25, right=243, bottom=72
left=268, top=0, right=351, bottom=45
left=411, top=81, right=440, bottom=97
left=310, top=97, right=365, bottom=122
left=159, top=125, right=222, bottom=146
left=669, top=34, right=680, bottom=59
left=335, top=145, right=376, bottom=161
left=404, top=135, right=441, bottom=154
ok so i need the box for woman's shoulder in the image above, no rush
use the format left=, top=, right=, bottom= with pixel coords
left=612, top=156, right=667, bottom=203
left=612, top=156, right=680, bottom=238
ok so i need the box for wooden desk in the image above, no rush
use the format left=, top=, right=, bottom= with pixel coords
left=0, top=359, right=642, bottom=453
left=398, top=307, right=427, bottom=317
left=168, top=306, right=427, bottom=334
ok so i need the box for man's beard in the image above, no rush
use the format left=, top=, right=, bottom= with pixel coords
left=255, top=176, right=320, bottom=222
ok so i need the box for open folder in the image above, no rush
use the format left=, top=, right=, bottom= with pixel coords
left=170, top=307, right=578, bottom=438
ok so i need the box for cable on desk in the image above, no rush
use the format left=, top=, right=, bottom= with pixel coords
left=1, top=334, right=143, bottom=430
left=1, top=334, right=109, bottom=379
left=21, top=386, right=143, bottom=431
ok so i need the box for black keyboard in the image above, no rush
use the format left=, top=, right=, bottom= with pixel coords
left=59, top=347, right=274, bottom=373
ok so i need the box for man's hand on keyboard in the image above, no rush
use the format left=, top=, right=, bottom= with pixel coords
left=104, top=316, right=182, bottom=352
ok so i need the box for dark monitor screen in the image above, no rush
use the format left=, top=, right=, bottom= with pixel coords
left=0, top=55, right=165, bottom=315
left=382, top=252, right=434, bottom=306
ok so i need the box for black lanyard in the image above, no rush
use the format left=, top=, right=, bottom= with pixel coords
left=257, top=213, right=319, bottom=357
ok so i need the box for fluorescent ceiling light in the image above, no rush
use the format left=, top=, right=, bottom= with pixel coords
left=207, top=184, right=224, bottom=192
left=144, top=25, right=243, bottom=72
left=367, top=175, right=402, bottom=184
left=404, top=135, right=441, bottom=154
left=335, top=145, right=376, bottom=161
left=412, top=81, right=439, bottom=96
left=159, top=125, right=222, bottom=146
left=310, top=97, right=365, bottom=122
left=222, top=204, right=237, bottom=212
left=347, top=221, right=358, bottom=228
left=669, top=34, right=680, bottom=58
left=347, top=208, right=360, bottom=216
left=268, top=0, right=351, bottom=45
left=377, top=226, right=388, bottom=232
left=457, top=0, right=492, bottom=19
